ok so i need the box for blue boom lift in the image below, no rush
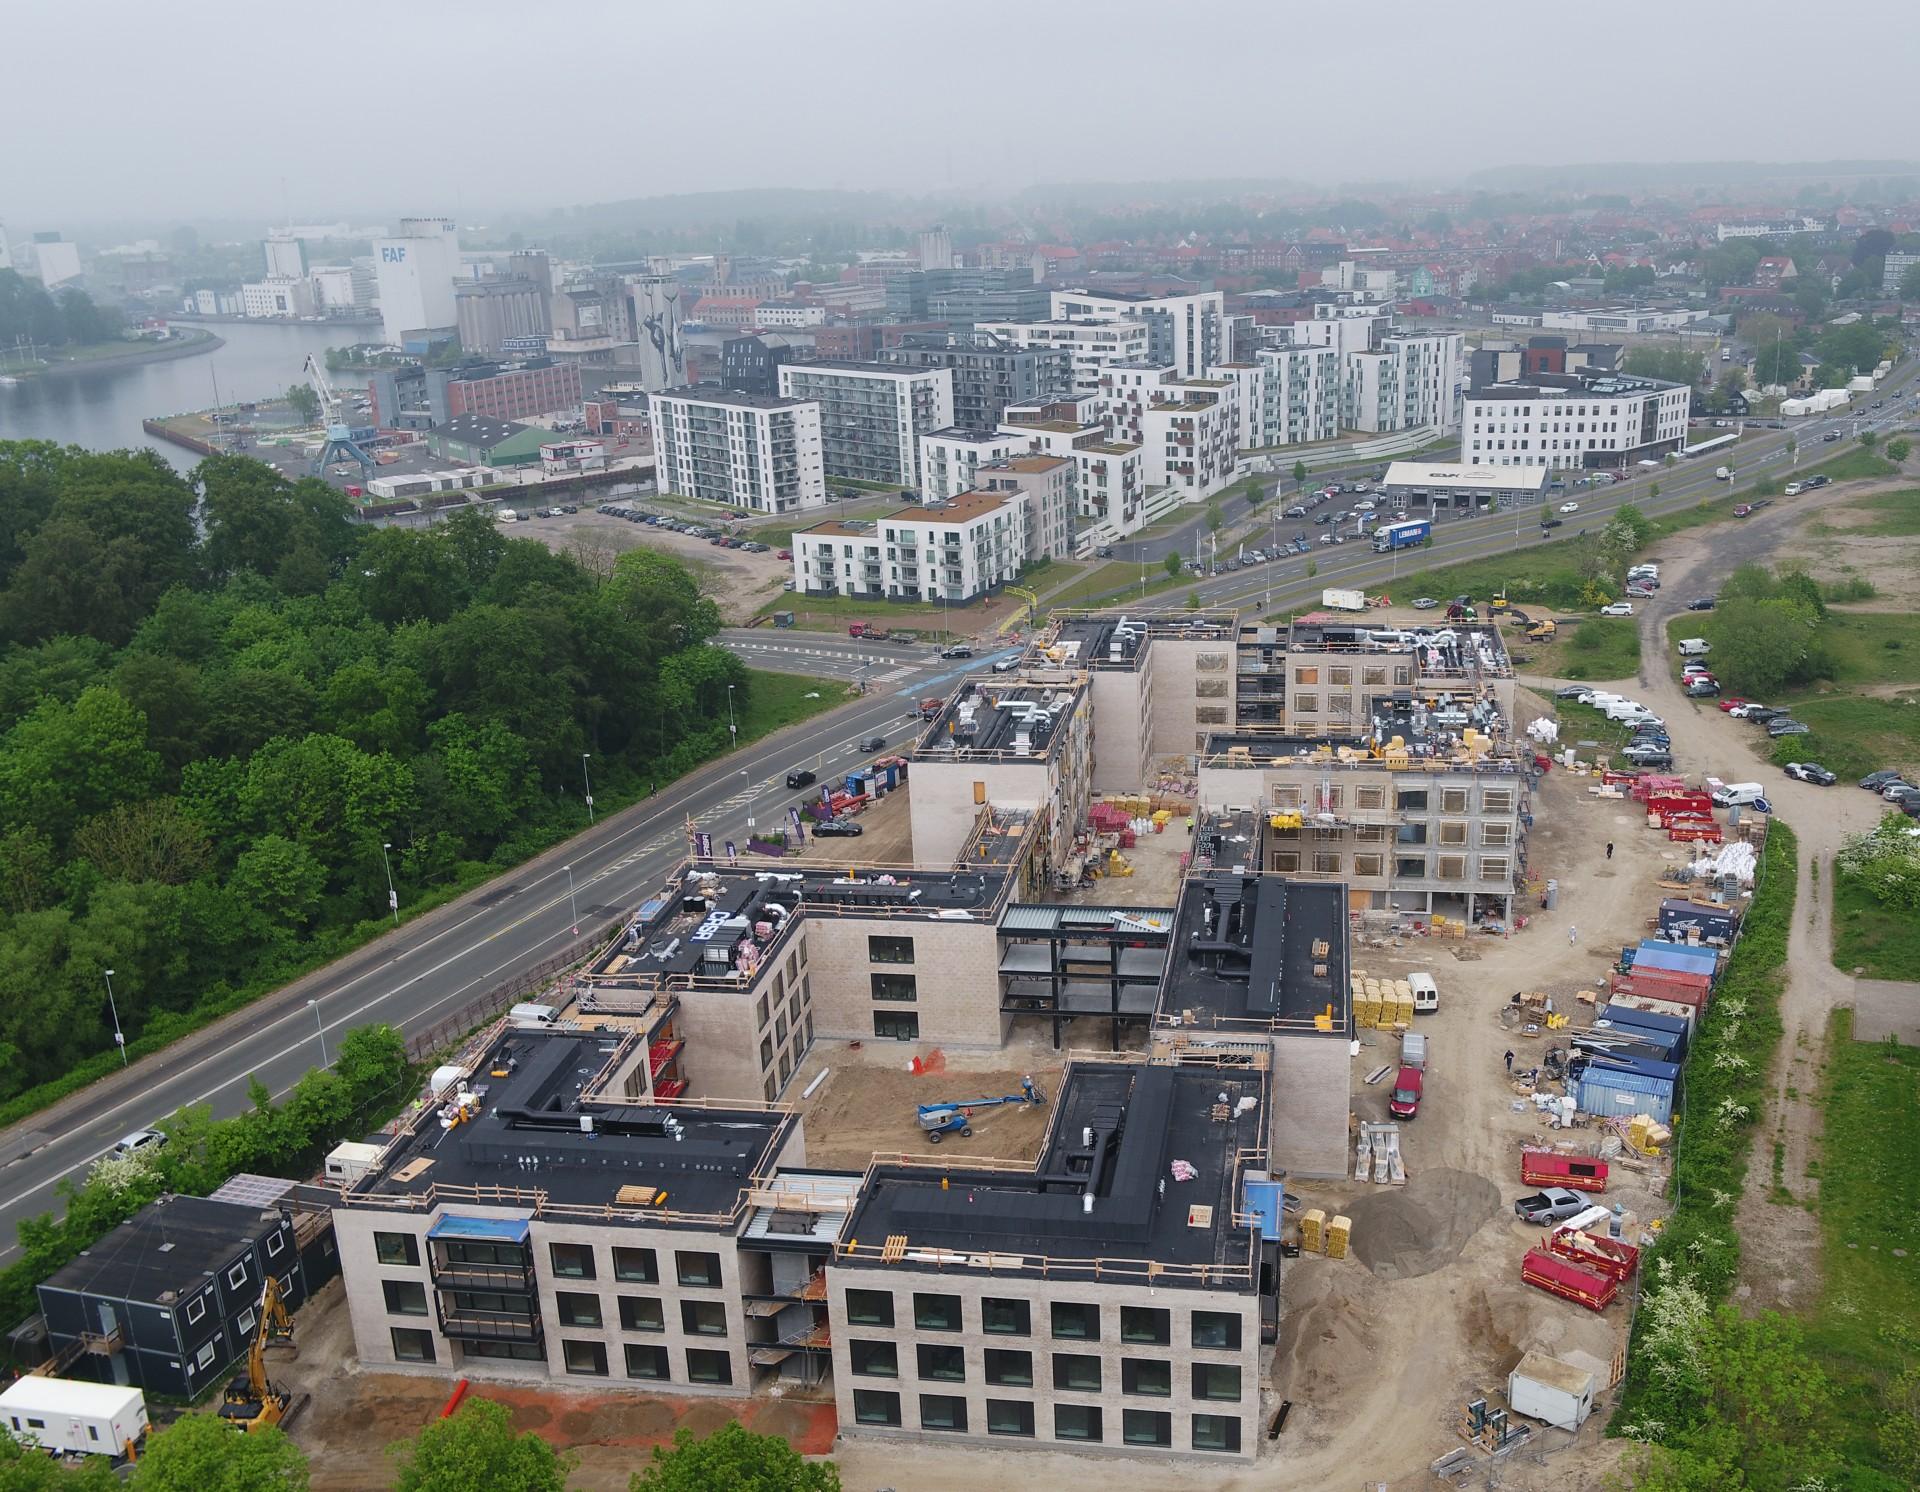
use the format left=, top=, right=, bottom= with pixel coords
left=916, top=1076, right=1046, bottom=1143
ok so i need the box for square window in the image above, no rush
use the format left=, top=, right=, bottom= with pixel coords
left=1193, top=1362, right=1243, bottom=1401
left=383, top=1280, right=428, bottom=1317
left=624, top=1343, right=669, bottom=1380
left=1124, top=1408, right=1172, bottom=1447
left=549, top=1243, right=595, bottom=1280
left=917, top=1343, right=965, bottom=1381
left=390, top=1327, right=434, bottom=1363
left=195, top=1341, right=217, bottom=1369
left=618, top=1296, right=664, bottom=1333
left=612, top=1247, right=658, bottom=1284
left=675, top=1251, right=721, bottom=1288
left=681, top=1300, right=727, bottom=1337
left=184, top=1296, right=206, bottom=1325
left=849, top=1339, right=897, bottom=1377
left=1054, top=1403, right=1103, bottom=1443
left=226, top=1261, right=248, bottom=1290
left=1191, top=1413, right=1243, bottom=1453
left=1192, top=1311, right=1242, bottom=1350
left=266, top=1232, right=284, bottom=1258
left=919, top=1393, right=967, bottom=1432
left=1052, top=1353, right=1101, bottom=1392
left=852, top=1389, right=900, bottom=1426
left=846, top=1289, right=893, bottom=1327
left=868, top=935, right=914, bottom=964
left=981, top=1296, right=1029, bottom=1334
left=914, top=1293, right=961, bottom=1332
left=562, top=1339, right=608, bottom=1377
left=1051, top=1302, right=1099, bottom=1340
left=983, top=1347, right=1032, bottom=1386
left=1122, top=1358, right=1171, bottom=1397
left=986, top=1398, right=1034, bottom=1437
left=686, top=1348, right=733, bottom=1386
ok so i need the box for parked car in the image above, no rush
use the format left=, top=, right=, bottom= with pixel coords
left=1626, top=586, right=1654, bottom=599
left=1387, top=1065, right=1424, bottom=1120
left=1686, top=680, right=1721, bottom=697
left=1742, top=706, right=1788, bottom=724
left=1515, top=1188, right=1594, bottom=1225
left=1717, top=697, right=1753, bottom=712
left=1861, top=769, right=1908, bottom=790
left=1688, top=596, right=1716, bottom=610
left=1412, top=597, right=1439, bottom=610
left=1783, top=763, right=1836, bottom=785
left=812, top=819, right=863, bottom=837
left=785, top=769, right=817, bottom=790
left=1880, top=779, right=1919, bottom=801
left=1766, top=719, right=1811, bottom=737
left=1807, top=474, right=1830, bottom=488
left=1600, top=602, right=1634, bottom=617
left=991, top=657, right=1020, bottom=673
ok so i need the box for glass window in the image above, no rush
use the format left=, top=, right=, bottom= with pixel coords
left=981, top=1296, right=1029, bottom=1335
left=226, top=1261, right=248, bottom=1289
left=374, top=1232, right=419, bottom=1268
left=557, top=1292, right=602, bottom=1329
left=1192, top=1311, right=1242, bottom=1350
left=184, top=1296, right=206, bottom=1325
left=983, top=1347, right=1032, bottom=1386
left=562, top=1339, right=608, bottom=1377
left=612, top=1247, right=658, bottom=1284
left=919, top=1394, right=968, bottom=1432
left=1051, top=1302, right=1099, bottom=1340
left=917, top=1343, right=965, bottom=1381
left=1123, top=1358, right=1171, bottom=1397
left=849, top=1339, right=897, bottom=1377
left=870, top=972, right=917, bottom=1002
left=868, top=935, right=914, bottom=964
left=1054, top=1404, right=1103, bottom=1442
left=1192, top=1413, right=1243, bottom=1453
left=390, top=1327, right=434, bottom=1363
left=681, top=1300, right=727, bottom=1337
left=1124, top=1409, right=1172, bottom=1447
left=382, top=1280, right=428, bottom=1317
left=624, top=1343, right=669, bottom=1380
left=618, top=1296, right=663, bottom=1333
left=852, top=1389, right=901, bottom=1426
left=676, top=1251, right=721, bottom=1288
left=1193, top=1363, right=1242, bottom=1401
left=914, top=1293, right=961, bottom=1332
left=1052, top=1353, right=1101, bottom=1392
left=986, top=1399, right=1035, bottom=1437
left=549, top=1243, right=595, bottom=1280
left=874, top=1010, right=919, bottom=1040
left=685, top=1348, right=732, bottom=1385
left=846, top=1289, right=893, bottom=1327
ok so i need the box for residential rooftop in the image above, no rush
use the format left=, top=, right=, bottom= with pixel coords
left=1158, top=874, right=1351, bottom=1034
left=656, top=384, right=811, bottom=411
left=43, top=1196, right=282, bottom=1306
left=783, top=361, right=933, bottom=379
left=1470, top=371, right=1686, bottom=401
left=887, top=490, right=1020, bottom=524
left=835, top=1058, right=1267, bottom=1289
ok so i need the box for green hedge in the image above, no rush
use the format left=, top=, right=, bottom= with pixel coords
left=1614, top=820, right=1798, bottom=1424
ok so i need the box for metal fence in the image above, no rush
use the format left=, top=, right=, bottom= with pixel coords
left=402, top=919, right=622, bottom=1063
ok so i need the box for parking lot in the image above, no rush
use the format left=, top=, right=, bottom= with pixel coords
left=516, top=504, right=791, bottom=622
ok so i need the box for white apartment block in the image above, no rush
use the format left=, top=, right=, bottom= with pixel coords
left=778, top=362, right=955, bottom=491
left=976, top=455, right=1076, bottom=563
left=652, top=387, right=828, bottom=514
left=1462, top=375, right=1692, bottom=471
left=920, top=429, right=1021, bottom=502
left=1345, top=331, right=1462, bottom=435
left=976, top=319, right=1152, bottom=394
left=1099, top=365, right=1240, bottom=502
left=999, top=408, right=1148, bottom=536
left=1251, top=344, right=1343, bottom=448
left=1050, top=289, right=1225, bottom=379
left=792, top=490, right=1028, bottom=605
left=1288, top=303, right=1388, bottom=358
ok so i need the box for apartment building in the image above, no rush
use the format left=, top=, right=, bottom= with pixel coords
left=877, top=333, right=1071, bottom=433
left=1462, top=372, right=1691, bottom=471
left=976, top=319, right=1153, bottom=395
left=778, top=362, right=955, bottom=490
left=1251, top=344, right=1343, bottom=448
left=976, top=454, right=1076, bottom=563
left=1051, top=288, right=1226, bottom=379
left=1000, top=400, right=1148, bottom=535
left=885, top=268, right=1050, bottom=325
left=651, top=386, right=827, bottom=514
left=1230, top=617, right=1517, bottom=734
left=829, top=1054, right=1272, bottom=1461
left=1344, top=331, right=1462, bottom=435
left=920, top=429, right=1021, bottom=502
left=832, top=491, right=1028, bottom=605
left=1099, top=364, right=1240, bottom=501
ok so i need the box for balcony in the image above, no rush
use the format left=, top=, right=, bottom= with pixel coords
left=437, top=1304, right=544, bottom=1345
left=429, top=1251, right=537, bottom=1294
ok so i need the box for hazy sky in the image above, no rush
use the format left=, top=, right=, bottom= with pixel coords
left=6, top=0, right=1915, bottom=230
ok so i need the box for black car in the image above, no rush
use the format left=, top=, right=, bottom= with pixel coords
left=1688, top=596, right=1716, bottom=611
left=940, top=645, right=973, bottom=659
left=859, top=735, right=888, bottom=752
left=1807, top=474, right=1830, bottom=488
left=1783, top=763, right=1836, bottom=786
left=1861, top=769, right=1907, bottom=790
left=1822, top=431, right=1842, bottom=442
left=813, top=819, right=863, bottom=837
left=785, top=768, right=817, bottom=790
left=1742, top=706, right=1788, bottom=724
left=1313, top=513, right=1332, bottom=525
left=1540, top=517, right=1563, bottom=530
left=1766, top=719, right=1810, bottom=737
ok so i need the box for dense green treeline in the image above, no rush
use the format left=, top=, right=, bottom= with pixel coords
left=0, top=443, right=750, bottom=1102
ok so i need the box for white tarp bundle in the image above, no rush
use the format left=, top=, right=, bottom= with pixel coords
left=1527, top=717, right=1560, bottom=744
left=1687, top=841, right=1758, bottom=885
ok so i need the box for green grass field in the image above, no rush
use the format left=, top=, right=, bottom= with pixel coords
left=737, top=669, right=858, bottom=739
left=1534, top=616, right=1642, bottom=681
left=1834, top=487, right=1920, bottom=536
left=1385, top=533, right=1592, bottom=612
left=1046, top=561, right=1191, bottom=609
left=1832, top=863, right=1920, bottom=977
left=1797, top=448, right=1899, bottom=484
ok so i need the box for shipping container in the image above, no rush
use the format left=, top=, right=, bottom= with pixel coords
left=1520, top=1149, right=1609, bottom=1192
left=1604, top=992, right=1700, bottom=1028
left=1521, top=1247, right=1619, bottom=1311
left=1507, top=1351, right=1597, bottom=1430
left=1576, top=1070, right=1674, bottom=1126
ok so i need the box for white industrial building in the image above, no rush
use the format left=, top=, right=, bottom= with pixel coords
left=975, top=318, right=1153, bottom=394
left=1462, top=373, right=1691, bottom=471
left=240, top=276, right=315, bottom=319
left=652, top=386, right=827, bottom=514
left=1379, top=461, right=1550, bottom=512
left=262, top=234, right=306, bottom=279
left=374, top=217, right=460, bottom=351
left=1050, top=288, right=1226, bottom=378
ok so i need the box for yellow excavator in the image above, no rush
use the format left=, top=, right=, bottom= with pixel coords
left=218, top=1276, right=293, bottom=1432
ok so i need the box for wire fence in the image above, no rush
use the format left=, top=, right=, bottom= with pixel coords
left=402, top=919, right=623, bottom=1063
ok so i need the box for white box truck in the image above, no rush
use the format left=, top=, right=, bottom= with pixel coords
left=1507, top=1351, right=1596, bottom=1432
left=0, top=1377, right=148, bottom=1458
left=1322, top=587, right=1368, bottom=612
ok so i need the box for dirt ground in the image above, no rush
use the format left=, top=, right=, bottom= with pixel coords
left=1057, top=813, right=1194, bottom=907
left=786, top=777, right=916, bottom=865
left=523, top=508, right=790, bottom=623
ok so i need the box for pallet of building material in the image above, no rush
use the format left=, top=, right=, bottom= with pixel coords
left=1326, top=1215, right=1351, bottom=1259
left=1300, top=1208, right=1326, bottom=1254
left=1520, top=1246, right=1618, bottom=1311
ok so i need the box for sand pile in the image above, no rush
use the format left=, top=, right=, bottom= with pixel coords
left=1344, top=1167, right=1502, bottom=1279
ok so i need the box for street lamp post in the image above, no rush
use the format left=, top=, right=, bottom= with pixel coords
left=307, top=999, right=327, bottom=1067
left=581, top=754, right=595, bottom=822
left=727, top=685, right=738, bottom=748
left=379, top=841, right=398, bottom=925
left=104, top=968, right=126, bottom=1068
left=563, top=863, right=579, bottom=935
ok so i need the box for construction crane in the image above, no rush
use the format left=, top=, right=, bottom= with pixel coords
left=301, top=352, right=375, bottom=481
left=916, top=1076, right=1046, bottom=1142
left=217, top=1276, right=293, bottom=1433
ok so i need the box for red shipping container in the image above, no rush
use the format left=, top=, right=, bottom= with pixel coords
left=1549, top=1228, right=1640, bottom=1282
left=1520, top=1149, right=1609, bottom=1192
left=1521, top=1247, right=1618, bottom=1311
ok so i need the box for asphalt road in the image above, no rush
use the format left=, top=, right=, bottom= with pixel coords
left=2, top=369, right=1908, bottom=1260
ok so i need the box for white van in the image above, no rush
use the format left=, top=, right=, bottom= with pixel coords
left=1678, top=638, right=1711, bottom=656
left=1603, top=699, right=1650, bottom=721
left=1408, top=972, right=1439, bottom=1013
left=1710, top=781, right=1766, bottom=808
left=509, top=1002, right=559, bottom=1027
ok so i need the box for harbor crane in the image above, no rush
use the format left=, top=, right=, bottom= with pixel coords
left=302, top=353, right=376, bottom=480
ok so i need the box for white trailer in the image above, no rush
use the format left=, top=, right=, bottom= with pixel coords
left=0, top=1377, right=148, bottom=1458
left=1322, top=587, right=1367, bottom=612
left=1507, top=1350, right=1596, bottom=1432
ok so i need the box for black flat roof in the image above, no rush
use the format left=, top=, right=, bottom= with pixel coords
left=43, top=1196, right=275, bottom=1306
left=349, top=1030, right=788, bottom=1223
left=838, top=1061, right=1264, bottom=1289
left=1159, top=875, right=1350, bottom=1033
left=921, top=680, right=1082, bottom=760
left=1047, top=613, right=1234, bottom=670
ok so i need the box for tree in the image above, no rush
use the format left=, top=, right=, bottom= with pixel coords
left=1162, top=550, right=1182, bottom=579
left=1710, top=597, right=1820, bottom=695
left=1814, top=319, right=1887, bottom=376
left=1205, top=500, right=1223, bottom=534
left=1750, top=337, right=1801, bottom=389
left=1623, top=341, right=1703, bottom=386
left=129, top=1413, right=309, bottom=1492
left=631, top=1422, right=840, bottom=1492
left=391, top=1397, right=573, bottom=1492
left=284, top=382, right=320, bottom=424
left=1861, top=429, right=1879, bottom=451
left=0, top=1432, right=119, bottom=1489
left=1292, top=458, right=1307, bottom=491
left=1887, top=437, right=1910, bottom=464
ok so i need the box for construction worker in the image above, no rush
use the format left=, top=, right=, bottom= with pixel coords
left=1568, top=924, right=1578, bottom=946
left=1606, top=842, right=1615, bottom=861
left=1504, top=1050, right=1515, bottom=1073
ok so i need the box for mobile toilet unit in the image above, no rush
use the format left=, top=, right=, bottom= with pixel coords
left=0, top=1377, right=148, bottom=1459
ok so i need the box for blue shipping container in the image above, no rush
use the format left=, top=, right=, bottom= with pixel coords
left=1577, top=1073, right=1675, bottom=1126
left=1635, top=940, right=1718, bottom=978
